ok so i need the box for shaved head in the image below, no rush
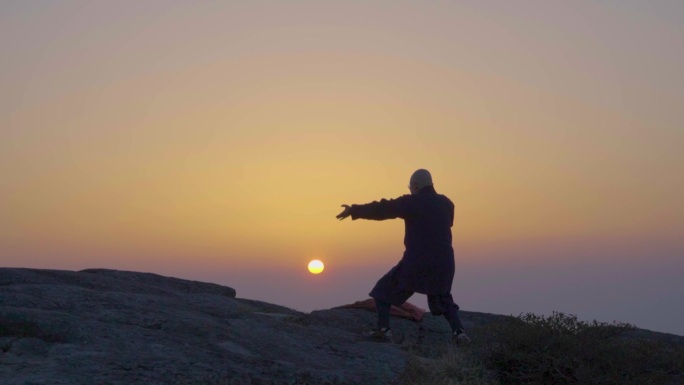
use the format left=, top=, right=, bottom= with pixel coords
left=409, top=169, right=433, bottom=194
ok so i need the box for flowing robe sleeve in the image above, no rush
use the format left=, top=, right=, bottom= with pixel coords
left=349, top=195, right=415, bottom=221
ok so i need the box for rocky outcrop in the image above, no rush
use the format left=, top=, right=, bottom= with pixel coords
left=1, top=268, right=495, bottom=385
left=7, top=268, right=678, bottom=385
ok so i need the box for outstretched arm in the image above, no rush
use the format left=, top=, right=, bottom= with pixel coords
left=336, top=195, right=414, bottom=221
left=336, top=204, right=352, bottom=220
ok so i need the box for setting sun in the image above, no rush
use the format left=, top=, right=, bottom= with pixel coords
left=308, top=260, right=324, bottom=274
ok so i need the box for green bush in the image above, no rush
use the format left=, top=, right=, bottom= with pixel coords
left=402, top=312, right=683, bottom=385
left=474, top=312, right=684, bottom=385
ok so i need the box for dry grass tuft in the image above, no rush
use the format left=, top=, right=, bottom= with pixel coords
left=401, top=343, right=498, bottom=385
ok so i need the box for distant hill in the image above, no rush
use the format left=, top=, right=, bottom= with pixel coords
left=1, top=268, right=682, bottom=385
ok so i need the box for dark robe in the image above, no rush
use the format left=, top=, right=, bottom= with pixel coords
left=349, top=185, right=455, bottom=302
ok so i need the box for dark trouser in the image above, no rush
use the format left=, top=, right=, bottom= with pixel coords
left=375, top=293, right=464, bottom=332
left=427, top=294, right=465, bottom=332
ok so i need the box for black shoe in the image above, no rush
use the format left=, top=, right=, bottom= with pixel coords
left=363, top=327, right=404, bottom=344
left=452, top=329, right=471, bottom=345
left=363, top=327, right=393, bottom=341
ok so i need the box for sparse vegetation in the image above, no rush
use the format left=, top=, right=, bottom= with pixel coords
left=402, top=312, right=684, bottom=385
left=0, top=314, right=43, bottom=339
left=402, top=345, right=498, bottom=385
left=0, top=313, right=68, bottom=343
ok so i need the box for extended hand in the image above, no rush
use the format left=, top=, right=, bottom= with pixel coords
left=336, top=204, right=352, bottom=220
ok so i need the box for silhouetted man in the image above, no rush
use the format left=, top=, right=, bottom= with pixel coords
left=336, top=169, right=469, bottom=343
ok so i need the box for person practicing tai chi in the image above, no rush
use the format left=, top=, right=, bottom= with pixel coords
left=336, top=169, right=470, bottom=343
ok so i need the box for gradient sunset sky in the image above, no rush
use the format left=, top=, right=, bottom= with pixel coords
left=2, top=1, right=683, bottom=334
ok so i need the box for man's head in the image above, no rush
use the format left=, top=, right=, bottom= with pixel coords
left=409, top=169, right=433, bottom=195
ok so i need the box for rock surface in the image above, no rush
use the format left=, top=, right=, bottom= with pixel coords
left=1, top=268, right=681, bottom=385
left=0, top=268, right=463, bottom=384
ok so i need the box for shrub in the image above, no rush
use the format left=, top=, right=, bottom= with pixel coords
left=402, top=312, right=684, bottom=385
left=473, top=312, right=684, bottom=385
